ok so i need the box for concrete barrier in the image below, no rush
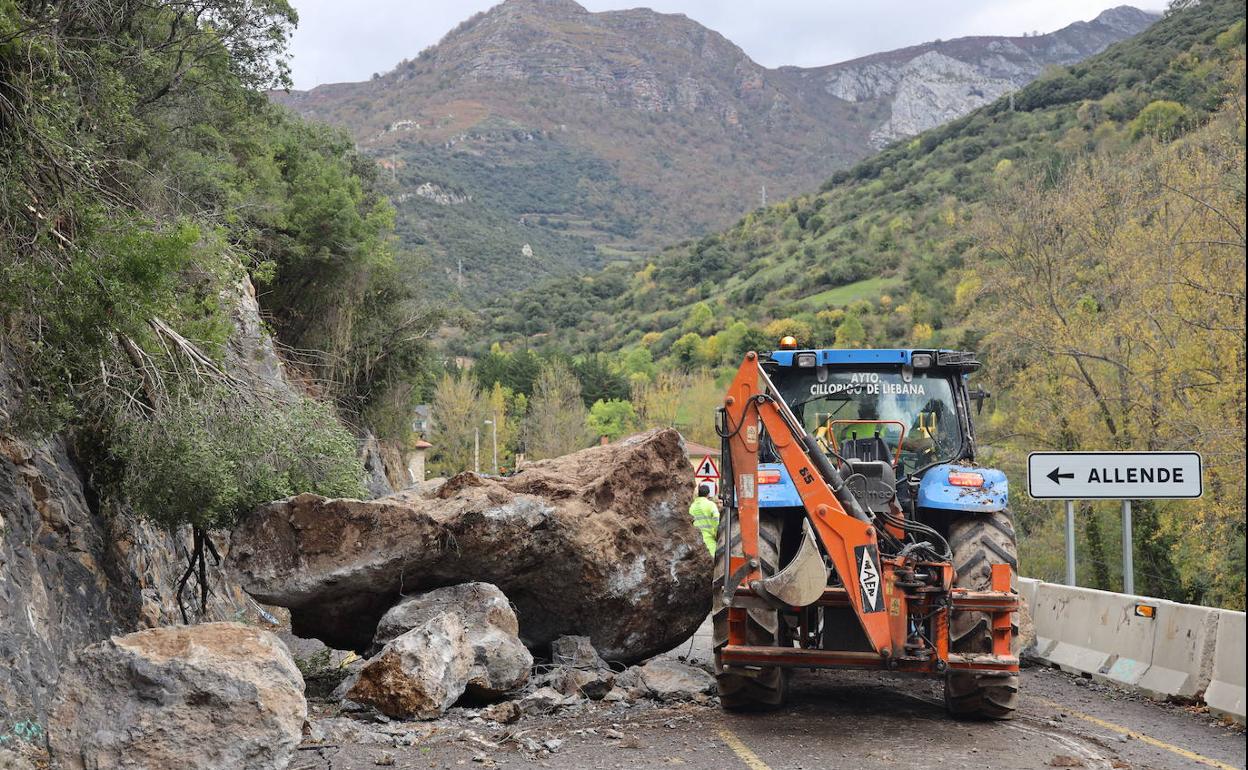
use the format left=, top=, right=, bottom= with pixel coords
left=1017, top=577, right=1039, bottom=613
left=1030, top=583, right=1149, bottom=681
left=1137, top=600, right=1219, bottom=701
left=1024, top=577, right=1242, bottom=715
left=1204, top=610, right=1246, bottom=724
left=1016, top=577, right=1040, bottom=653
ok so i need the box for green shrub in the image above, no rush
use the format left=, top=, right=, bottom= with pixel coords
left=113, top=387, right=365, bottom=530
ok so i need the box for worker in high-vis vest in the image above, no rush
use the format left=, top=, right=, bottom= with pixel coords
left=688, top=483, right=719, bottom=554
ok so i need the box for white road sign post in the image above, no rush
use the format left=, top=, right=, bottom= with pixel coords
left=1028, top=452, right=1202, bottom=594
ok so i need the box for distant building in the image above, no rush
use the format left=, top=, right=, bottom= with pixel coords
left=412, top=404, right=432, bottom=436
left=684, top=440, right=720, bottom=464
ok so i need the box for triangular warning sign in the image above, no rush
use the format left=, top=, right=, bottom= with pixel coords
left=694, top=455, right=720, bottom=479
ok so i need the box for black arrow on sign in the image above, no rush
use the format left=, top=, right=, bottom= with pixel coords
left=1047, top=467, right=1075, bottom=484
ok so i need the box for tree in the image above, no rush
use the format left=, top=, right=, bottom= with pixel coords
left=621, top=347, right=657, bottom=382
left=670, top=333, right=705, bottom=371
left=675, top=371, right=723, bottom=446
left=1129, top=100, right=1191, bottom=140
left=684, top=301, right=714, bottom=334
left=481, top=381, right=520, bottom=471
left=574, top=354, right=629, bottom=406
left=586, top=400, right=637, bottom=441
left=430, top=372, right=482, bottom=474
left=632, top=371, right=683, bottom=430
left=0, top=0, right=386, bottom=620
left=834, top=316, right=867, bottom=347
left=525, top=361, right=590, bottom=460
left=764, top=318, right=814, bottom=347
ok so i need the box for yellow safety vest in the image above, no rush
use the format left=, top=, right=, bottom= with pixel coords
left=688, top=496, right=719, bottom=554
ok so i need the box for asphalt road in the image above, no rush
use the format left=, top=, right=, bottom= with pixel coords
left=298, top=622, right=1246, bottom=770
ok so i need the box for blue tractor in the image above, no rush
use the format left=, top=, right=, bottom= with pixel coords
left=713, top=342, right=1019, bottom=718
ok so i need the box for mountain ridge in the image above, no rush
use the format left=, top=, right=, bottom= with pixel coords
left=273, top=1, right=1157, bottom=301
left=476, top=0, right=1241, bottom=364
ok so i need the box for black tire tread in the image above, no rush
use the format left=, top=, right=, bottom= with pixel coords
left=712, top=513, right=788, bottom=711
left=945, top=510, right=1020, bottom=720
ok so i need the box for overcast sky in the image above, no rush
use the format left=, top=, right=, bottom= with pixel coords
left=287, top=0, right=1165, bottom=90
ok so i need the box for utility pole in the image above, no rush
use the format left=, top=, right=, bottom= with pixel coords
left=474, top=427, right=480, bottom=474
left=1122, top=500, right=1134, bottom=595
left=1064, top=500, right=1076, bottom=586
left=458, top=258, right=464, bottom=288
left=760, top=184, right=767, bottom=208
left=485, top=419, right=498, bottom=474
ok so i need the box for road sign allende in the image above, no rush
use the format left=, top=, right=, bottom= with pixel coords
left=694, top=455, right=720, bottom=479
left=1027, top=451, right=1202, bottom=500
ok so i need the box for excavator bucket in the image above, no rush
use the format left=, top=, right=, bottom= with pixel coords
left=753, top=519, right=827, bottom=608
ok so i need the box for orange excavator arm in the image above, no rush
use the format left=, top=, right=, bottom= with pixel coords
left=720, top=352, right=898, bottom=658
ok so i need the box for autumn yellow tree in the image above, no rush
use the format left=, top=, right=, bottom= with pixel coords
left=525, top=360, right=590, bottom=460
left=430, top=372, right=483, bottom=475
left=968, top=92, right=1246, bottom=607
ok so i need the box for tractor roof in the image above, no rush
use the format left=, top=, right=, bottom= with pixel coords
left=768, top=348, right=981, bottom=372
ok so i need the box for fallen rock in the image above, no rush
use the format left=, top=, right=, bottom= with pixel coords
left=230, top=429, right=710, bottom=660
left=479, top=701, right=521, bottom=724
left=347, top=613, right=472, bottom=720
left=372, top=582, right=531, bottom=699
left=0, top=745, right=40, bottom=770
left=550, top=635, right=610, bottom=670
left=310, top=716, right=436, bottom=747
left=613, top=665, right=651, bottom=700
left=49, top=623, right=305, bottom=770
left=548, top=666, right=616, bottom=700
left=517, top=686, right=572, bottom=715
left=636, top=658, right=716, bottom=701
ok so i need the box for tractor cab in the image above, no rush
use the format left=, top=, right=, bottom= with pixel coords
left=758, top=345, right=1007, bottom=521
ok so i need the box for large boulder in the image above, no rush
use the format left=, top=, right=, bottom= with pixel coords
left=372, top=582, right=532, bottom=699
left=346, top=613, right=471, bottom=720
left=49, top=623, right=305, bottom=770
left=230, top=429, right=710, bottom=661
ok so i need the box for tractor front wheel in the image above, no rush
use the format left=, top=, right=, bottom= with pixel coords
left=944, top=509, right=1020, bottom=720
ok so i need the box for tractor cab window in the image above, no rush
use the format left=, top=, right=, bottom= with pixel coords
left=775, top=368, right=964, bottom=477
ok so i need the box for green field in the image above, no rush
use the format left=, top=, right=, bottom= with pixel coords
left=794, top=277, right=904, bottom=309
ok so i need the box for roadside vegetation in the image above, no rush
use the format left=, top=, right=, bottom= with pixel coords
left=0, top=0, right=441, bottom=552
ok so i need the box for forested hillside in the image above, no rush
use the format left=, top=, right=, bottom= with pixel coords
left=465, top=0, right=1245, bottom=607
left=1, top=1, right=440, bottom=537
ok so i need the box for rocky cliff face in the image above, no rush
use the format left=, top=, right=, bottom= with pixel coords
left=0, top=391, right=254, bottom=732
left=0, top=278, right=293, bottom=731
left=271, top=1, right=1157, bottom=303
left=810, top=6, right=1159, bottom=146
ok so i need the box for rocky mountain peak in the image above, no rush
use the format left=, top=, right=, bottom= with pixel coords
left=1093, top=5, right=1162, bottom=34
left=492, top=0, right=588, bottom=19
left=271, top=3, right=1159, bottom=302
left=816, top=6, right=1158, bottom=146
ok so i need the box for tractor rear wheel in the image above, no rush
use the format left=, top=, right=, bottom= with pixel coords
left=945, top=509, right=1020, bottom=720
left=712, top=513, right=789, bottom=710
